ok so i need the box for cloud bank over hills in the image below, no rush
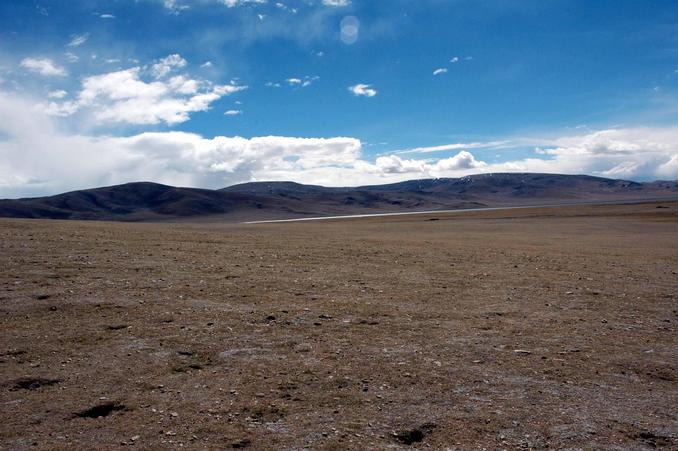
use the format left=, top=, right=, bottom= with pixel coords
left=1, top=89, right=677, bottom=198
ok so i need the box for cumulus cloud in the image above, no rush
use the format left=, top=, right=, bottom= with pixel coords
left=349, top=83, right=377, bottom=97
left=42, top=58, right=246, bottom=125
left=373, top=151, right=485, bottom=175
left=20, top=58, right=67, bottom=77
left=150, top=54, right=187, bottom=78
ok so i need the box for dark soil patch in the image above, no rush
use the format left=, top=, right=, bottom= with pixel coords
left=232, top=438, right=251, bottom=448
left=75, top=402, right=126, bottom=418
left=636, top=430, right=672, bottom=448
left=10, top=377, right=60, bottom=391
left=394, top=423, right=437, bottom=445
left=105, top=324, right=129, bottom=330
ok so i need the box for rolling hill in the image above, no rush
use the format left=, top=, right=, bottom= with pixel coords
left=1, top=173, right=676, bottom=222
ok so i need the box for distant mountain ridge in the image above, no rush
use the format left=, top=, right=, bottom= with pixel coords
left=1, top=173, right=677, bottom=222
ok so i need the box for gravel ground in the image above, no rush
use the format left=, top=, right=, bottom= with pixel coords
left=1, top=202, right=677, bottom=449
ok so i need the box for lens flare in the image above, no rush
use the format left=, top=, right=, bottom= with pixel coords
left=340, top=16, right=359, bottom=45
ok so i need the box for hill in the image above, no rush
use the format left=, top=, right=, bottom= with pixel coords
left=1, top=173, right=677, bottom=221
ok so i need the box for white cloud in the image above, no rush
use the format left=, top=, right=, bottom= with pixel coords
left=348, top=83, right=377, bottom=97
left=323, top=0, right=350, bottom=6
left=450, top=56, right=459, bottom=63
left=100, top=14, right=116, bottom=19
left=65, top=52, right=79, bottom=63
left=265, top=81, right=281, bottom=88
left=20, top=58, right=67, bottom=77
left=435, top=151, right=486, bottom=171
left=286, top=76, right=318, bottom=87
left=201, top=61, right=213, bottom=68
left=47, top=90, right=67, bottom=99
left=373, top=151, right=485, bottom=175
left=67, top=34, right=89, bottom=47
left=150, top=54, right=187, bottom=78
left=433, top=68, right=448, bottom=76
left=224, top=109, right=242, bottom=115
left=43, top=63, right=246, bottom=125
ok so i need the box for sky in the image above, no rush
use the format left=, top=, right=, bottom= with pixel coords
left=1, top=0, right=678, bottom=197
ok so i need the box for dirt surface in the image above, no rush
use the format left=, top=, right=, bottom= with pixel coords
left=1, top=201, right=677, bottom=449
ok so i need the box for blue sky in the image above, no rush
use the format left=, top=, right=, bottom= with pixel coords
left=1, top=0, right=678, bottom=197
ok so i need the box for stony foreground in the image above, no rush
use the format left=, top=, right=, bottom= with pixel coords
left=1, top=202, right=677, bottom=449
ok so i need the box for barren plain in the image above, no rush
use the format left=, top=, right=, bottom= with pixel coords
left=1, top=201, right=677, bottom=449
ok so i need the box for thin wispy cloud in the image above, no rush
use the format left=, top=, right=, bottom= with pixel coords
left=47, top=90, right=68, bottom=99
left=221, top=0, right=267, bottom=7
left=394, top=141, right=512, bottom=155
left=163, top=0, right=189, bottom=14
left=323, top=0, right=350, bottom=6
left=67, top=34, right=90, bottom=47
left=65, top=52, right=79, bottom=63
left=433, top=68, right=448, bottom=76
left=275, top=2, right=298, bottom=13
left=286, top=76, right=319, bottom=87
left=224, top=109, right=242, bottom=115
